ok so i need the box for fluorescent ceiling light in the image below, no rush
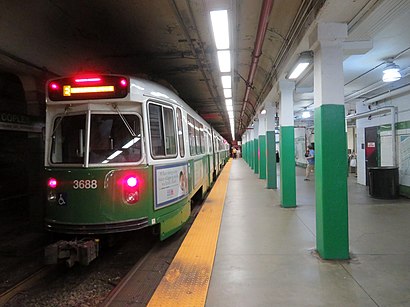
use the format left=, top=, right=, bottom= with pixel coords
left=228, top=111, right=234, bottom=119
left=288, top=63, right=309, bottom=79
left=287, top=51, right=313, bottom=80
left=226, top=104, right=233, bottom=111
left=225, top=99, right=232, bottom=107
left=382, top=62, right=401, bottom=82
left=302, top=111, right=310, bottom=118
left=210, top=10, right=229, bottom=50
left=217, top=50, right=231, bottom=73
left=221, top=75, right=231, bottom=88
left=224, top=88, right=232, bottom=98
left=260, top=109, right=266, bottom=115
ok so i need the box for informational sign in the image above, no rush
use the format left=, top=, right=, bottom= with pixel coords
left=0, top=113, right=44, bottom=133
left=399, top=135, right=410, bottom=186
left=367, top=142, right=376, bottom=148
left=154, top=163, right=188, bottom=209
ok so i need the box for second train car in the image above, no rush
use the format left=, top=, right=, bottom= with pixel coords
left=44, top=74, right=229, bottom=244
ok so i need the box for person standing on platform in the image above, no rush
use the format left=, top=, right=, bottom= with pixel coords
left=232, top=147, right=237, bottom=159
left=304, top=145, right=315, bottom=181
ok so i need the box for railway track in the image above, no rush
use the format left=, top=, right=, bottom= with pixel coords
left=102, top=198, right=205, bottom=306
left=0, top=265, right=63, bottom=306
left=0, top=198, right=205, bottom=306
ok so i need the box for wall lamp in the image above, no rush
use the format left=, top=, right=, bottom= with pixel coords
left=382, top=62, right=401, bottom=82
left=287, top=51, right=313, bottom=80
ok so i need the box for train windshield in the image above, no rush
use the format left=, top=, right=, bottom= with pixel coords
left=50, top=113, right=142, bottom=165
left=89, top=114, right=141, bottom=164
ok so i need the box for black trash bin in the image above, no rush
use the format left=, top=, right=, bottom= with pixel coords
left=368, top=166, right=399, bottom=199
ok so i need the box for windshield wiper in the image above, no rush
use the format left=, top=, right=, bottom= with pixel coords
left=51, top=105, right=71, bottom=137
left=112, top=103, right=137, bottom=137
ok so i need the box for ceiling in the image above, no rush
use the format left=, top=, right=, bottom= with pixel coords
left=0, top=0, right=409, bottom=142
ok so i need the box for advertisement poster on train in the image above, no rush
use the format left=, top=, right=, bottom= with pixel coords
left=154, top=163, right=188, bottom=209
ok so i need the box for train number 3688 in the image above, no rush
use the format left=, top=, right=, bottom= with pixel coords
left=73, top=180, right=98, bottom=189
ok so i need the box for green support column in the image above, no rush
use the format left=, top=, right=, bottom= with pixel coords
left=247, top=140, right=250, bottom=165
left=250, top=139, right=254, bottom=169
left=315, top=105, right=349, bottom=259
left=266, top=131, right=277, bottom=189
left=243, top=142, right=247, bottom=163
left=280, top=126, right=296, bottom=207
left=259, top=135, right=266, bottom=179
left=254, top=138, right=259, bottom=174
left=310, top=22, right=349, bottom=260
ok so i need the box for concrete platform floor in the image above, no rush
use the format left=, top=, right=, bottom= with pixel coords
left=206, top=158, right=410, bottom=307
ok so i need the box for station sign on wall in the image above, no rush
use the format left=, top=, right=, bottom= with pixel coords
left=0, top=112, right=44, bottom=133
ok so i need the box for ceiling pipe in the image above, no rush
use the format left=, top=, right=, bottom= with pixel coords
left=239, top=0, right=274, bottom=129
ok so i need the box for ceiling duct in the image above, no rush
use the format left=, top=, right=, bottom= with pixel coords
left=239, top=0, right=274, bottom=131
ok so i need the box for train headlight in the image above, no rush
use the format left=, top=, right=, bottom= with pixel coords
left=121, top=175, right=139, bottom=205
left=48, top=178, right=58, bottom=189
left=126, top=176, right=138, bottom=188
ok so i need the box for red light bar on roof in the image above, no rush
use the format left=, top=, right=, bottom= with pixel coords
left=75, top=77, right=102, bottom=83
left=47, top=75, right=129, bottom=101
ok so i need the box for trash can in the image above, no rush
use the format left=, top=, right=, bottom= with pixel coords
left=368, top=166, right=399, bottom=199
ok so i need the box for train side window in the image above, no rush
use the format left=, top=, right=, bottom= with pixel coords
left=176, top=108, right=185, bottom=157
left=149, top=104, right=165, bottom=156
left=208, top=130, right=212, bottom=153
left=187, top=115, right=196, bottom=155
left=194, top=120, right=201, bottom=154
left=148, top=103, right=177, bottom=158
left=199, top=124, right=205, bottom=154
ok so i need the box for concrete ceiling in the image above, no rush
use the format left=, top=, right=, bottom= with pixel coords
left=0, top=0, right=409, bottom=141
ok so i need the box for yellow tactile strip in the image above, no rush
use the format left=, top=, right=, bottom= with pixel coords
left=148, top=160, right=232, bottom=307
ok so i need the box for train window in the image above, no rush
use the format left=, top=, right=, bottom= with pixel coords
left=199, top=125, right=205, bottom=154
left=187, top=115, right=196, bottom=155
left=176, top=108, right=185, bottom=157
left=194, top=120, right=201, bottom=154
left=50, top=114, right=86, bottom=164
left=208, top=130, right=212, bottom=153
left=163, top=107, right=176, bottom=155
left=89, top=114, right=142, bottom=164
left=148, top=103, right=177, bottom=158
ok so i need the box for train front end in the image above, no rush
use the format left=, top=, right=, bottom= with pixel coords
left=44, top=75, right=153, bottom=235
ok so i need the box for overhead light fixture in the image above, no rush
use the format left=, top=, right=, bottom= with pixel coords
left=210, top=10, right=230, bottom=49
left=223, top=88, right=232, bottom=98
left=210, top=9, right=234, bottom=140
left=221, top=76, right=231, bottom=88
left=382, top=62, right=401, bottom=82
left=287, top=51, right=313, bottom=80
left=302, top=111, right=310, bottom=118
left=217, top=50, right=231, bottom=72
left=260, top=109, right=266, bottom=115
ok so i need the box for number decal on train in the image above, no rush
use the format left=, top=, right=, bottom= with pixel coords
left=73, top=180, right=98, bottom=189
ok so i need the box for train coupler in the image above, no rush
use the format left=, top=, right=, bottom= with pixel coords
left=44, top=239, right=100, bottom=267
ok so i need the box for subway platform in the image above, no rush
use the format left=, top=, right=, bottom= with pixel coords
left=123, top=158, right=410, bottom=306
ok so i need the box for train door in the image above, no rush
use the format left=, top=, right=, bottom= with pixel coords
left=365, top=126, right=379, bottom=185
